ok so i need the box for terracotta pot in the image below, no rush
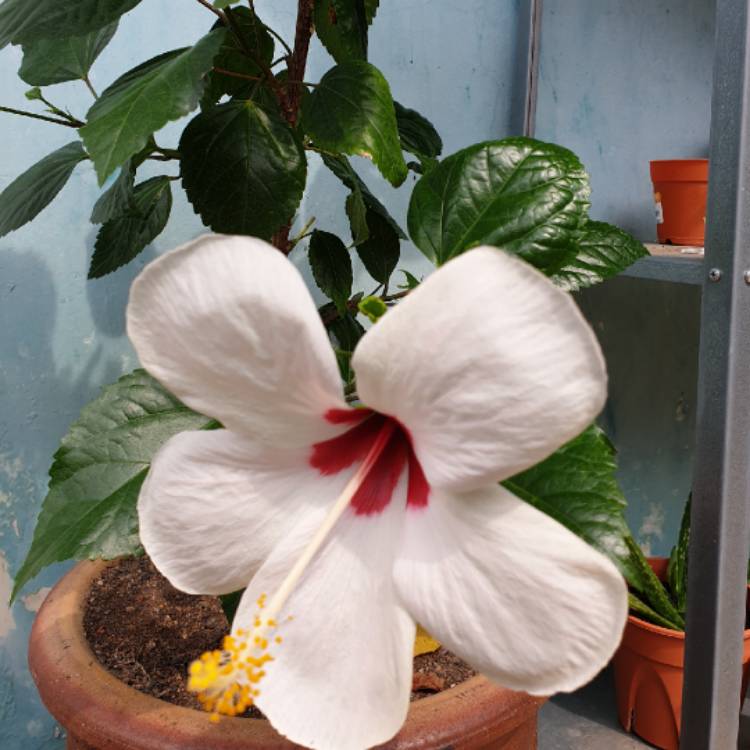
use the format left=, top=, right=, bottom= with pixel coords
left=612, top=557, right=750, bottom=750
left=650, top=159, right=709, bottom=246
left=29, top=560, right=546, bottom=750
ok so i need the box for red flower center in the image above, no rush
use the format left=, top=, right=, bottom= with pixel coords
left=310, top=409, right=429, bottom=516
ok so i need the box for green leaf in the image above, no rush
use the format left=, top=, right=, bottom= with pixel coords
left=667, top=495, right=691, bottom=614
left=628, top=593, right=681, bottom=631
left=335, top=349, right=354, bottom=385
left=0, top=141, right=86, bottom=238
left=328, top=312, right=365, bottom=351
left=356, top=208, right=400, bottom=285
left=358, top=295, right=386, bottom=322
left=398, top=269, right=420, bottom=289
left=504, top=425, right=643, bottom=588
left=309, top=230, right=353, bottom=313
left=219, top=589, right=244, bottom=620
left=180, top=100, right=306, bottom=238
left=24, top=87, right=42, bottom=101
left=321, top=152, right=406, bottom=239
left=394, top=101, right=442, bottom=159
left=202, top=7, right=274, bottom=107
left=12, top=369, right=213, bottom=600
left=0, top=0, right=140, bottom=49
left=314, top=0, right=372, bottom=63
left=19, top=22, right=117, bottom=86
left=407, top=137, right=590, bottom=270
left=624, top=535, right=685, bottom=629
left=552, top=221, right=648, bottom=291
left=302, top=61, right=407, bottom=186
left=214, top=0, right=242, bottom=7
left=80, top=29, right=225, bottom=184
left=90, top=160, right=136, bottom=224
left=345, top=188, right=369, bottom=244
left=89, top=176, right=172, bottom=278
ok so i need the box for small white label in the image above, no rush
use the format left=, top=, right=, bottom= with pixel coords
left=654, top=200, right=664, bottom=225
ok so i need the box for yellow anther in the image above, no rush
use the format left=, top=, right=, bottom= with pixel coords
left=275, top=636, right=283, bottom=644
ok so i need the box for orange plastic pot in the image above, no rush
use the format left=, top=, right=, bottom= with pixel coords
left=650, top=159, right=708, bottom=245
left=612, top=558, right=750, bottom=750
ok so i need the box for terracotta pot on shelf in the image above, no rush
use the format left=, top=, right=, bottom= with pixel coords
left=29, top=560, right=545, bottom=750
left=612, top=557, right=750, bottom=750
left=650, top=159, right=709, bottom=246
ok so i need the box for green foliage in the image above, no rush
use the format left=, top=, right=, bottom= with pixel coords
left=398, top=269, right=421, bottom=289
left=90, top=160, right=136, bottom=224
left=12, top=370, right=214, bottom=600
left=180, top=101, right=306, bottom=238
left=19, top=22, right=117, bottom=86
left=624, top=536, right=685, bottom=630
left=0, top=141, right=86, bottom=237
left=81, top=30, right=225, bottom=183
left=314, top=0, right=380, bottom=63
left=0, top=0, right=139, bottom=49
left=202, top=7, right=274, bottom=107
left=308, top=230, right=353, bottom=313
left=408, top=138, right=590, bottom=271
left=358, top=295, right=387, bottom=322
left=394, top=101, right=443, bottom=161
left=322, top=153, right=407, bottom=239
left=667, top=495, right=691, bottom=614
left=553, top=221, right=648, bottom=291
left=302, top=61, right=407, bottom=186
left=407, top=137, right=646, bottom=284
left=504, top=425, right=642, bottom=587
left=89, top=176, right=172, bottom=278
left=355, top=209, right=400, bottom=286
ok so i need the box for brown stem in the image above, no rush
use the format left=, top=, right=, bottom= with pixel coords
left=270, top=0, right=315, bottom=254
left=272, top=225, right=293, bottom=255
left=286, top=0, right=314, bottom=127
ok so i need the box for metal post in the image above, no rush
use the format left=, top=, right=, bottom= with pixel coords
left=680, top=1, right=750, bottom=747
left=514, top=0, right=543, bottom=137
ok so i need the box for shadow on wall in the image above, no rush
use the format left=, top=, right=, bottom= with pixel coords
left=84, top=224, right=158, bottom=338
left=0, top=247, right=132, bottom=750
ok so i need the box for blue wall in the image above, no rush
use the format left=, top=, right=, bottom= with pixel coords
left=0, top=2, right=527, bottom=746
left=536, top=0, right=715, bottom=555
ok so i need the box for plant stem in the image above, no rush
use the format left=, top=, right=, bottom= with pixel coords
left=82, top=75, right=99, bottom=99
left=289, top=216, right=317, bottom=248
left=0, top=105, right=82, bottom=128
left=213, top=66, right=262, bottom=81
left=225, top=6, right=290, bottom=118
left=268, top=0, right=315, bottom=256
left=195, top=0, right=225, bottom=21
left=286, top=0, right=315, bottom=127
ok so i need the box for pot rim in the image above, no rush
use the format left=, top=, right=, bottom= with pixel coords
left=29, top=558, right=546, bottom=750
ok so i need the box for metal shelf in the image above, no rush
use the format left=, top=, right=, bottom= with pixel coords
left=620, top=244, right=705, bottom=285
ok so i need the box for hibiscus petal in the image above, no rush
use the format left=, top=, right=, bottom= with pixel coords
left=138, top=429, right=350, bottom=595
left=352, top=246, right=607, bottom=490
left=127, top=234, right=345, bottom=447
left=233, top=481, right=415, bottom=750
left=393, top=484, right=627, bottom=695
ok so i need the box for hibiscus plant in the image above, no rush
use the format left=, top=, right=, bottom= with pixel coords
left=1, top=0, right=660, bottom=747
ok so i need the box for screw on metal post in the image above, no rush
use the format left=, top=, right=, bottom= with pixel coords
left=708, top=268, right=723, bottom=282
left=744, top=270, right=750, bottom=285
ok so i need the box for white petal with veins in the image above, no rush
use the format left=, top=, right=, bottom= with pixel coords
left=393, top=483, right=627, bottom=695
left=353, top=246, right=607, bottom=491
